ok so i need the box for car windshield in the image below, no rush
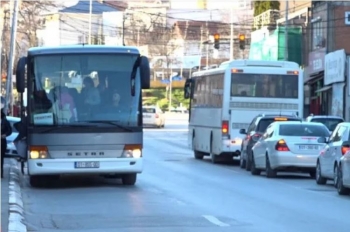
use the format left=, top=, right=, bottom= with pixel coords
left=231, top=74, right=298, bottom=98
left=279, top=124, right=329, bottom=137
left=143, top=108, right=156, bottom=113
left=310, top=118, right=343, bottom=131
left=30, top=53, right=141, bottom=126
left=257, top=118, right=300, bottom=132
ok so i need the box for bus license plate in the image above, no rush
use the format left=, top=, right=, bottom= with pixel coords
left=75, top=161, right=100, bottom=168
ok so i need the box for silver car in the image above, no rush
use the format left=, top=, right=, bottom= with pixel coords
left=251, top=121, right=329, bottom=178
left=337, top=149, right=350, bottom=195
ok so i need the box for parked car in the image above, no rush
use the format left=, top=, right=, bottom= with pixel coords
left=316, top=122, right=350, bottom=188
left=239, top=114, right=302, bottom=171
left=250, top=121, right=329, bottom=178
left=305, top=114, right=344, bottom=134
left=337, top=149, right=350, bottom=195
left=5, top=116, right=20, bottom=157
left=142, top=106, right=165, bottom=128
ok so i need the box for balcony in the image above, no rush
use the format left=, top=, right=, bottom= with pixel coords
left=253, top=10, right=280, bottom=31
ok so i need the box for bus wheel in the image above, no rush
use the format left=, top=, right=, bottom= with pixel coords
left=29, top=176, right=45, bottom=188
left=122, top=173, right=137, bottom=186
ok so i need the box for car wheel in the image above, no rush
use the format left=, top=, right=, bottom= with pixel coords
left=250, top=154, right=261, bottom=176
left=240, top=151, right=246, bottom=169
left=315, top=161, right=327, bottom=185
left=337, top=165, right=350, bottom=195
left=193, top=137, right=203, bottom=160
left=265, top=155, right=277, bottom=178
left=334, top=165, right=339, bottom=188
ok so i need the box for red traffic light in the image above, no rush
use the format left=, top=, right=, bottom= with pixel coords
left=239, top=34, right=245, bottom=41
left=214, top=33, right=220, bottom=40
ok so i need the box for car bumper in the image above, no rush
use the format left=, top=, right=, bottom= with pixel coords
left=27, top=158, right=143, bottom=175
left=270, top=153, right=317, bottom=169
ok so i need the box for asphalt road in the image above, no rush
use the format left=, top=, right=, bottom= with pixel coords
left=21, top=115, right=350, bottom=232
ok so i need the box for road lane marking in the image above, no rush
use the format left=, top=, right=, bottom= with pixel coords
left=202, top=215, right=230, bottom=227
left=144, top=129, right=188, bottom=132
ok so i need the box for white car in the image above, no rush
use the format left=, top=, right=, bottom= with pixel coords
left=5, top=116, right=20, bottom=157
left=316, top=122, right=350, bottom=188
left=251, top=121, right=329, bottom=178
left=142, top=106, right=165, bottom=128
left=337, top=149, right=350, bottom=195
left=305, top=115, right=344, bottom=134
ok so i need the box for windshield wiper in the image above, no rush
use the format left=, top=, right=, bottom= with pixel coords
left=35, top=123, right=95, bottom=133
left=82, top=121, right=134, bottom=132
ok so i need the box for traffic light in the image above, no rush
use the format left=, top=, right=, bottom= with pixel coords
left=214, top=33, right=220, bottom=49
left=239, top=34, right=245, bottom=50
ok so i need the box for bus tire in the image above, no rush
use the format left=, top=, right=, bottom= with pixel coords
left=122, top=173, right=137, bottom=186
left=29, top=175, right=45, bottom=188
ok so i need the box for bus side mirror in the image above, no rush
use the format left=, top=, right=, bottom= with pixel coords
left=184, top=79, right=192, bottom=99
left=16, top=56, right=27, bottom=93
left=139, top=56, right=150, bottom=89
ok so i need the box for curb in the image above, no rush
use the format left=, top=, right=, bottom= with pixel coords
left=8, top=159, right=27, bottom=232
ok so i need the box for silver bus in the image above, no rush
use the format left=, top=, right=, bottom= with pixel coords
left=15, top=45, right=150, bottom=187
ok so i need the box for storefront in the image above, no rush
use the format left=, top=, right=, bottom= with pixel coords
left=324, top=49, right=346, bottom=118
left=306, top=48, right=326, bottom=115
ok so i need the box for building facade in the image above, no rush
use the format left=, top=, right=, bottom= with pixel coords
left=305, top=1, right=350, bottom=119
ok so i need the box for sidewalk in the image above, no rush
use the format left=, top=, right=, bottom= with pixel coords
left=1, top=158, right=27, bottom=232
left=1, top=161, right=10, bottom=232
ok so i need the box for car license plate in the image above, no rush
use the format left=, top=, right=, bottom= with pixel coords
left=143, top=115, right=151, bottom=118
left=75, top=161, right=100, bottom=168
left=299, top=145, right=318, bottom=150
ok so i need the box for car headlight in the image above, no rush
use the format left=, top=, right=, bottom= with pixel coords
left=29, top=146, right=49, bottom=159
left=120, top=144, right=142, bottom=158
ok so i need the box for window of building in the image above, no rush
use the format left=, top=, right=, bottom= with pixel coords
left=312, top=20, right=325, bottom=49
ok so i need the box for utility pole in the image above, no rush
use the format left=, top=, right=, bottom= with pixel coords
left=230, top=7, right=234, bottom=60
left=206, top=21, right=209, bottom=68
left=284, top=0, right=289, bottom=61
left=0, top=0, right=3, bottom=82
left=180, top=20, right=189, bottom=77
left=5, top=0, right=19, bottom=115
left=199, top=25, right=203, bottom=71
left=88, top=0, right=92, bottom=44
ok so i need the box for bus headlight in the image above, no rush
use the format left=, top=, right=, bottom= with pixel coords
left=29, top=146, right=49, bottom=159
left=121, top=145, right=142, bottom=158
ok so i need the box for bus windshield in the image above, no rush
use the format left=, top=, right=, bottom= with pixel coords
left=231, top=73, right=299, bottom=98
left=30, top=53, right=141, bottom=126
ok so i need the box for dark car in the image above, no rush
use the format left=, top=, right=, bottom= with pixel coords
left=239, top=114, right=302, bottom=171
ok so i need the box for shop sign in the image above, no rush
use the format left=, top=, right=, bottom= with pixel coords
left=325, top=49, right=346, bottom=85
left=308, top=48, right=325, bottom=75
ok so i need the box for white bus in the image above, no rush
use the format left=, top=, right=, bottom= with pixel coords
left=184, top=59, right=303, bottom=163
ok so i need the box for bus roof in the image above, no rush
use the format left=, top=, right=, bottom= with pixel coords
left=28, top=45, right=141, bottom=56
left=192, top=59, right=300, bottom=77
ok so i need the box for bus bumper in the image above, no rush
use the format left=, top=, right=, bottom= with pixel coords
left=222, top=139, right=242, bottom=155
left=27, top=158, right=143, bottom=175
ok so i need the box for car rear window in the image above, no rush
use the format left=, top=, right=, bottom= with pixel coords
left=143, top=108, right=156, bottom=113
left=257, top=118, right=300, bottom=132
left=310, top=118, right=343, bottom=131
left=279, top=124, right=329, bottom=137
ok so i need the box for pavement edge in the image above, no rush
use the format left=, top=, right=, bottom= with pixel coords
left=8, top=159, right=27, bottom=232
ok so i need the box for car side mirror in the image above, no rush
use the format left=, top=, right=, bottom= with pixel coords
left=239, top=128, right=246, bottom=134
left=317, top=137, right=328, bottom=144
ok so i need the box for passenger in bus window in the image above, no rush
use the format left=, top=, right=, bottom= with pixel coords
left=81, top=77, right=101, bottom=106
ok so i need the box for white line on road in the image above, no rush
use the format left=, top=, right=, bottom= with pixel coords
left=144, top=129, right=188, bottom=132
left=202, top=215, right=230, bottom=227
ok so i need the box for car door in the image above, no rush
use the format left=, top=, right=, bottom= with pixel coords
left=242, top=117, right=257, bottom=153
left=255, top=125, right=274, bottom=168
left=323, top=125, right=346, bottom=178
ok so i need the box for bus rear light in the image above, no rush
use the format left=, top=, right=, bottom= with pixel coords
left=29, top=146, right=49, bottom=159
left=222, top=121, right=229, bottom=134
left=122, top=144, right=142, bottom=158
left=287, top=71, right=299, bottom=75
